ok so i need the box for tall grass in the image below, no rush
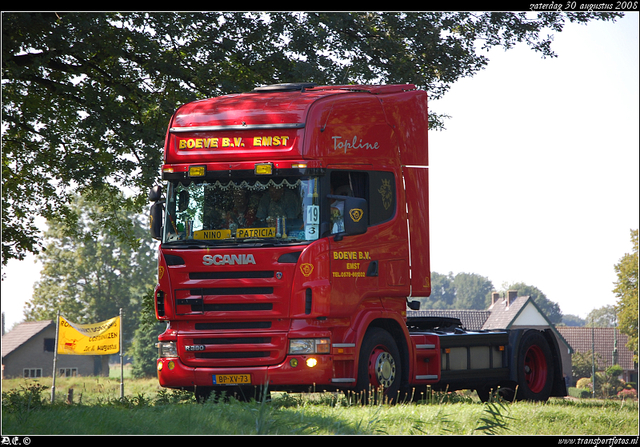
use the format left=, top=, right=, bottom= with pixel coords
left=2, top=378, right=638, bottom=435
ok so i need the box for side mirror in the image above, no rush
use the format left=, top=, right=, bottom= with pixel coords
left=149, top=185, right=163, bottom=202
left=328, top=195, right=368, bottom=240
left=149, top=201, right=164, bottom=241
left=343, top=196, right=368, bottom=236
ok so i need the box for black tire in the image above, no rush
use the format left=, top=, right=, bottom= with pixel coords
left=515, top=330, right=554, bottom=401
left=355, top=327, right=402, bottom=404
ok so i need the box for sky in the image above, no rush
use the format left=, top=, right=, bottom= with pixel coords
left=427, top=13, right=639, bottom=318
left=1, top=12, right=638, bottom=331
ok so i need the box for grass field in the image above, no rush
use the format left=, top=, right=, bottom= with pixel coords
left=2, top=376, right=638, bottom=436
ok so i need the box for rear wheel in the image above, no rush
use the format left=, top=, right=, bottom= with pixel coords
left=355, top=327, right=402, bottom=404
left=516, top=330, right=554, bottom=401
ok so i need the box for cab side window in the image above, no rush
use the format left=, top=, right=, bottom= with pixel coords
left=369, top=171, right=396, bottom=225
left=329, top=170, right=395, bottom=232
left=329, top=171, right=366, bottom=234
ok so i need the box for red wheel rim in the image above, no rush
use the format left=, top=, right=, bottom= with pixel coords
left=524, top=344, right=548, bottom=393
left=368, top=346, right=396, bottom=388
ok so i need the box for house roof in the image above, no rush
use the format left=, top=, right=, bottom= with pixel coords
left=483, top=296, right=554, bottom=330
left=409, top=309, right=491, bottom=331
left=2, top=320, right=54, bottom=360
left=557, top=327, right=636, bottom=371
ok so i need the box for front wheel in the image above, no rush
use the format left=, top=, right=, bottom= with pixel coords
left=355, top=327, right=402, bottom=404
left=515, top=330, right=554, bottom=401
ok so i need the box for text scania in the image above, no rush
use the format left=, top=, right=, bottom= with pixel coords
left=203, top=254, right=257, bottom=266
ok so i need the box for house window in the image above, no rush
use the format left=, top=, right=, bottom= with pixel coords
left=58, top=368, right=78, bottom=377
left=43, top=338, right=55, bottom=352
left=23, top=368, right=42, bottom=378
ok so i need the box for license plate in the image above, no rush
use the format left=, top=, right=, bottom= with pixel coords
left=212, top=374, right=251, bottom=385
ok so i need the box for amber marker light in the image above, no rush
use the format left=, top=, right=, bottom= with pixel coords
left=189, top=165, right=206, bottom=177
left=306, top=358, right=318, bottom=368
left=255, top=163, right=273, bottom=175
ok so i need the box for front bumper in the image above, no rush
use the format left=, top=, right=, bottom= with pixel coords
left=157, top=354, right=337, bottom=390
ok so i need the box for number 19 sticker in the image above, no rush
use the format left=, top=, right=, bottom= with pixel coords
left=306, top=205, right=320, bottom=224
left=305, top=205, right=319, bottom=240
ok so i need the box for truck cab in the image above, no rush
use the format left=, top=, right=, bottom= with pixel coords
left=150, top=83, right=565, bottom=403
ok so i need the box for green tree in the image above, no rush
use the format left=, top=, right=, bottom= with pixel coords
left=24, top=194, right=157, bottom=344
left=614, top=229, right=638, bottom=363
left=452, top=272, right=494, bottom=310
left=500, top=282, right=563, bottom=324
left=2, top=11, right=624, bottom=265
left=561, top=314, right=586, bottom=327
left=420, top=271, right=494, bottom=310
left=129, top=287, right=165, bottom=378
left=600, top=364, right=625, bottom=397
left=571, top=350, right=599, bottom=384
left=421, top=271, right=456, bottom=309
left=585, top=305, right=617, bottom=327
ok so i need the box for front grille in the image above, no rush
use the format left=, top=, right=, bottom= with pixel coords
left=190, top=271, right=274, bottom=280
left=194, top=337, right=271, bottom=345
left=195, top=322, right=272, bottom=330
left=176, top=300, right=272, bottom=312
left=192, top=287, right=274, bottom=295
left=170, top=257, right=295, bottom=367
left=180, top=332, right=286, bottom=367
left=195, top=351, right=269, bottom=359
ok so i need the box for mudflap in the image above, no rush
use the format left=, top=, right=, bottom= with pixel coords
left=541, top=328, right=568, bottom=398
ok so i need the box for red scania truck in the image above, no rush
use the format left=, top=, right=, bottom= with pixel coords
left=149, top=83, right=566, bottom=402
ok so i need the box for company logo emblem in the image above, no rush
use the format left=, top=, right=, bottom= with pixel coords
left=349, top=209, right=364, bottom=223
left=300, top=263, right=314, bottom=277
left=378, top=178, right=393, bottom=210
left=203, top=254, right=256, bottom=266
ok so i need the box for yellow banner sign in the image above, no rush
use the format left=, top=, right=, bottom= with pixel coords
left=57, top=316, right=120, bottom=355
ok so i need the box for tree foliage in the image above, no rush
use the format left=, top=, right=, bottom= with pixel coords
left=129, top=287, right=165, bottom=378
left=2, top=12, right=623, bottom=264
left=585, top=305, right=618, bottom=328
left=561, top=314, right=586, bottom=327
left=571, top=350, right=599, bottom=383
left=421, top=271, right=494, bottom=310
left=23, top=194, right=157, bottom=344
left=614, top=229, right=638, bottom=362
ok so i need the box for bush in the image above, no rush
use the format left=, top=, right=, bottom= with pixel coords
left=2, top=383, right=49, bottom=413
left=617, top=388, right=637, bottom=400
left=568, top=387, right=592, bottom=398
left=576, top=378, right=592, bottom=389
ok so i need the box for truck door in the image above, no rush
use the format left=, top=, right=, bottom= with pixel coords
left=328, top=170, right=409, bottom=317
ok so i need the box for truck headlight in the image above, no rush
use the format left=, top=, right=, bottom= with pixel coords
left=288, top=338, right=330, bottom=355
left=156, top=341, right=178, bottom=358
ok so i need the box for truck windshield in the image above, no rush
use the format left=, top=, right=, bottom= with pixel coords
left=163, top=176, right=321, bottom=245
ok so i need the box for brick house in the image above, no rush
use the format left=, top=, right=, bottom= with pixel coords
left=2, top=320, right=99, bottom=378
left=556, top=326, right=637, bottom=385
